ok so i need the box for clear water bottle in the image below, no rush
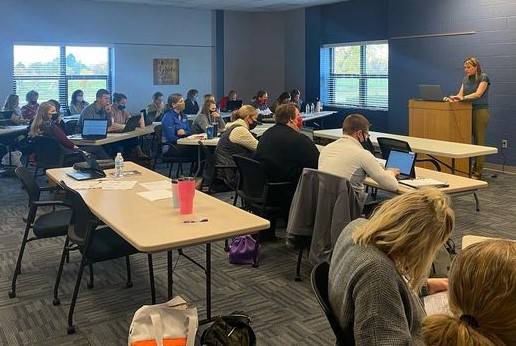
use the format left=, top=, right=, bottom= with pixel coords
left=305, top=103, right=310, bottom=114
left=316, top=99, right=321, bottom=113
left=115, top=152, right=124, bottom=178
left=310, top=103, right=315, bottom=114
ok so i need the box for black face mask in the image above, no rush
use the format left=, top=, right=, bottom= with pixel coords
left=30, top=100, right=38, bottom=105
left=118, top=105, right=126, bottom=110
left=249, top=120, right=258, bottom=130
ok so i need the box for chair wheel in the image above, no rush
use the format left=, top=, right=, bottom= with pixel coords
left=87, top=282, right=94, bottom=289
left=294, top=276, right=302, bottom=282
left=67, top=326, right=76, bottom=334
left=8, top=291, right=16, bottom=298
left=126, top=282, right=133, bottom=288
left=52, top=298, right=60, bottom=306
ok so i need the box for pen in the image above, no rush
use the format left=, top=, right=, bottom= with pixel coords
left=183, top=218, right=208, bottom=223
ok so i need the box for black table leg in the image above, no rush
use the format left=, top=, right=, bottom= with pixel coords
left=167, top=250, right=173, bottom=299
left=206, top=243, right=212, bottom=320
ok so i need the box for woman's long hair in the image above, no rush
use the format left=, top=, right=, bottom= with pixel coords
left=29, top=101, right=54, bottom=137
left=464, top=57, right=482, bottom=80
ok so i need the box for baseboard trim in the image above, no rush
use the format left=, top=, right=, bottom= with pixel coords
left=484, top=162, right=516, bottom=174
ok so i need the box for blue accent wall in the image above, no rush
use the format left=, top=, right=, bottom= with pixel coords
left=306, top=0, right=516, bottom=165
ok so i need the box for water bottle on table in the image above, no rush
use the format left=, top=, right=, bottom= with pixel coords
left=305, top=103, right=310, bottom=114
left=115, top=152, right=124, bottom=177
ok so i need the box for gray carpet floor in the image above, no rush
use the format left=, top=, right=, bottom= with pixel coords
left=0, top=166, right=514, bottom=345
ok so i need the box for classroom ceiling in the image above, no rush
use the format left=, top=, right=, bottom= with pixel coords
left=89, top=0, right=346, bottom=11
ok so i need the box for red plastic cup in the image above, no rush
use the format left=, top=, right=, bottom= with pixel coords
left=177, top=178, right=196, bottom=214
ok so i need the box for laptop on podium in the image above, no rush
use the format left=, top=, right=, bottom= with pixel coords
left=419, top=85, right=444, bottom=101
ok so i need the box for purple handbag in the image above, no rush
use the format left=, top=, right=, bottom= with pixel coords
left=228, top=235, right=259, bottom=267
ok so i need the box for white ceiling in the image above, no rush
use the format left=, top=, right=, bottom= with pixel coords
left=88, top=0, right=346, bottom=12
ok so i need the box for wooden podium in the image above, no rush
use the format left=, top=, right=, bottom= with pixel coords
left=408, top=100, right=472, bottom=175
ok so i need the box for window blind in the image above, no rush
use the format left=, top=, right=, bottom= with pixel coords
left=320, top=41, right=388, bottom=110
left=13, top=45, right=112, bottom=112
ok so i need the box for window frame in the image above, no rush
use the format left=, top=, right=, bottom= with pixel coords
left=12, top=44, right=113, bottom=112
left=324, top=40, right=388, bottom=110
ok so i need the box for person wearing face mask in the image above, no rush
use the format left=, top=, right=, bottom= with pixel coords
left=21, top=90, right=39, bottom=121
left=270, top=92, right=291, bottom=114
left=318, top=113, right=399, bottom=208
left=146, top=92, right=165, bottom=121
left=2, top=94, right=27, bottom=125
left=77, top=89, right=113, bottom=133
left=109, top=92, right=146, bottom=157
left=214, top=105, right=259, bottom=188
left=161, top=93, right=197, bottom=161
left=69, top=89, right=89, bottom=115
left=219, top=90, right=237, bottom=111
left=192, top=99, right=226, bottom=134
left=184, top=89, right=199, bottom=115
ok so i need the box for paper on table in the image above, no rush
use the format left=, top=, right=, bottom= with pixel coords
left=140, top=180, right=171, bottom=191
left=401, top=178, right=448, bottom=188
left=67, top=180, right=103, bottom=190
left=100, top=180, right=137, bottom=190
left=137, top=189, right=172, bottom=201
left=424, top=291, right=451, bottom=316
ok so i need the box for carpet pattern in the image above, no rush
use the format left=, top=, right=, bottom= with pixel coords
left=0, top=166, right=514, bottom=345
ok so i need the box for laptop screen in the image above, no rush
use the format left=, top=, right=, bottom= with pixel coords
left=385, top=150, right=416, bottom=176
left=82, top=119, right=108, bottom=136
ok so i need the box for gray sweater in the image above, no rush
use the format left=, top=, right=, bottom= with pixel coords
left=328, top=218, right=426, bottom=345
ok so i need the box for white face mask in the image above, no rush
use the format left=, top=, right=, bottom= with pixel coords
left=76, top=96, right=83, bottom=102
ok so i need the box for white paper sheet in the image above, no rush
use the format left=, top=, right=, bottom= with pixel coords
left=137, top=189, right=172, bottom=201
left=101, top=180, right=137, bottom=190
left=140, top=180, right=172, bottom=191
left=424, top=291, right=451, bottom=316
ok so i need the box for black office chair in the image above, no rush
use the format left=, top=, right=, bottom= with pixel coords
left=150, top=125, right=195, bottom=177
left=233, top=155, right=295, bottom=241
left=8, top=167, right=72, bottom=299
left=196, top=141, right=236, bottom=195
left=53, top=182, right=156, bottom=334
left=64, top=119, right=79, bottom=135
left=311, top=262, right=345, bottom=345
left=31, top=136, right=65, bottom=176
left=377, top=137, right=441, bottom=171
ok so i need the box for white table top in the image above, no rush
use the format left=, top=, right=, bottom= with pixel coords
left=46, top=162, right=270, bottom=252
left=177, top=124, right=274, bottom=147
left=314, top=129, right=498, bottom=159
left=0, top=125, right=28, bottom=137
left=68, top=123, right=157, bottom=146
left=301, top=111, right=336, bottom=122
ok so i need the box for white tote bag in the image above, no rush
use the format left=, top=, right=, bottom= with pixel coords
left=128, top=296, right=198, bottom=346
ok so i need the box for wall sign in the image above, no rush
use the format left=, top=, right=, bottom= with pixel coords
left=153, top=58, right=179, bottom=85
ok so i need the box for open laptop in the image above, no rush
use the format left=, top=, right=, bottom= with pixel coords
left=122, top=115, right=141, bottom=132
left=82, top=119, right=108, bottom=140
left=385, top=149, right=416, bottom=180
left=0, top=110, right=13, bottom=120
left=226, top=100, right=243, bottom=111
left=142, top=110, right=156, bottom=126
left=419, top=85, right=444, bottom=101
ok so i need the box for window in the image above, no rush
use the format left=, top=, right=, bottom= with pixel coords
left=13, top=45, right=112, bottom=111
left=320, top=41, right=388, bottom=110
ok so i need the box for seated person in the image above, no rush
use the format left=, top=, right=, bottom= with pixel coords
left=161, top=93, right=196, bottom=160
left=48, top=99, right=67, bottom=131
left=184, top=89, right=199, bottom=115
left=21, top=90, right=39, bottom=121
left=255, top=103, right=318, bottom=183
left=329, top=188, right=454, bottom=345
left=214, top=105, right=259, bottom=188
left=219, top=90, right=237, bottom=111
left=318, top=113, right=398, bottom=208
left=270, top=91, right=291, bottom=114
left=28, top=101, right=81, bottom=162
left=146, top=91, right=165, bottom=122
left=69, top=89, right=89, bottom=115
left=203, top=94, right=215, bottom=103
left=423, top=239, right=516, bottom=346
left=2, top=94, right=27, bottom=125
left=291, top=88, right=303, bottom=111
left=192, top=99, right=226, bottom=134
left=250, top=90, right=271, bottom=116
left=110, top=93, right=146, bottom=158
left=77, top=89, right=114, bottom=133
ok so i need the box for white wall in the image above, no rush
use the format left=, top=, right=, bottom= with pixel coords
left=223, top=9, right=306, bottom=103
left=0, top=0, right=215, bottom=113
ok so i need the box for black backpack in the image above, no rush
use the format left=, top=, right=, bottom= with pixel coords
left=201, top=312, right=256, bottom=346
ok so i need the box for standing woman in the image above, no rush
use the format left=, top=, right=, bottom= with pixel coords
left=69, top=89, right=89, bottom=115
left=446, top=57, right=490, bottom=178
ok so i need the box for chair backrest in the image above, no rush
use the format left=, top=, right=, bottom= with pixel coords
left=311, top=262, right=345, bottom=344
left=61, top=182, right=96, bottom=248
left=376, top=137, right=412, bottom=159
left=233, top=155, right=269, bottom=205
left=32, top=136, right=64, bottom=169
left=64, top=119, right=78, bottom=135
left=15, top=166, right=40, bottom=204
left=197, top=141, right=215, bottom=181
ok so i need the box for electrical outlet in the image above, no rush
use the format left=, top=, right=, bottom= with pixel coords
left=502, top=139, right=508, bottom=149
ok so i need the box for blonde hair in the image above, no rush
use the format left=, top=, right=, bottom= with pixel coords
left=29, top=101, right=54, bottom=137
left=352, top=188, right=454, bottom=290
left=464, top=57, right=482, bottom=80
left=231, top=104, right=258, bottom=122
left=423, top=240, right=516, bottom=346
left=3, top=94, right=19, bottom=110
